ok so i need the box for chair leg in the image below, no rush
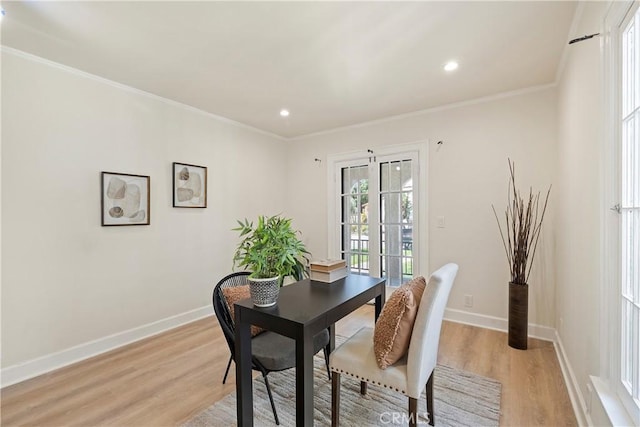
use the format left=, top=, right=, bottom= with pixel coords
left=426, top=371, right=434, bottom=426
left=360, top=381, right=367, bottom=395
left=331, top=372, right=341, bottom=427
left=323, top=347, right=331, bottom=381
left=262, top=373, right=280, bottom=425
left=408, top=397, right=418, bottom=427
left=222, top=355, right=233, bottom=384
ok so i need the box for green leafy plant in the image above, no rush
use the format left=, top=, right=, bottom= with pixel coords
left=233, top=215, right=310, bottom=283
left=492, top=159, right=551, bottom=285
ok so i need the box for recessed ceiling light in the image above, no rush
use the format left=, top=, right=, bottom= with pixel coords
left=444, top=61, right=459, bottom=72
left=280, top=109, right=290, bottom=117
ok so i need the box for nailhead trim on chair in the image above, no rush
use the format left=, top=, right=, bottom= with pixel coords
left=330, top=365, right=406, bottom=395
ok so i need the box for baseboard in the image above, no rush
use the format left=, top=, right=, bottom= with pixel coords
left=1, top=305, right=214, bottom=388
left=554, top=331, right=591, bottom=426
left=443, top=308, right=557, bottom=342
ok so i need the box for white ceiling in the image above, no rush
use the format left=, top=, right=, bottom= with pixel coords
left=1, top=1, right=577, bottom=139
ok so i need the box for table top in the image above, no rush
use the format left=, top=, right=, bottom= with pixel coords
left=235, top=274, right=385, bottom=329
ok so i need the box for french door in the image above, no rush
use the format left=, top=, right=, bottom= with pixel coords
left=335, top=152, right=420, bottom=287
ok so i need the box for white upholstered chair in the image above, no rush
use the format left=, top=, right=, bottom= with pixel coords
left=329, top=263, right=459, bottom=427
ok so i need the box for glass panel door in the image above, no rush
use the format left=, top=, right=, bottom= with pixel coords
left=380, top=159, right=415, bottom=286
left=340, top=164, right=370, bottom=275
left=338, top=152, right=419, bottom=287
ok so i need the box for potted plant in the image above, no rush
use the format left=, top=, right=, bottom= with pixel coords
left=233, top=215, right=310, bottom=307
left=492, top=159, right=551, bottom=350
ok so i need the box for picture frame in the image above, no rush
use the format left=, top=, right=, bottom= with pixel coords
left=101, top=172, right=150, bottom=226
left=173, top=162, right=207, bottom=208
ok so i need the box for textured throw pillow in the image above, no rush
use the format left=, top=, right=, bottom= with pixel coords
left=221, top=285, right=264, bottom=337
left=373, top=276, right=427, bottom=369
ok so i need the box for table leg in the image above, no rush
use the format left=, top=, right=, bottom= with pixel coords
left=296, top=330, right=315, bottom=426
left=235, top=320, right=253, bottom=427
left=328, top=324, right=336, bottom=353
left=374, top=285, right=386, bottom=321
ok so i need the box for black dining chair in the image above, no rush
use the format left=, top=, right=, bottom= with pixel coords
left=212, top=271, right=331, bottom=425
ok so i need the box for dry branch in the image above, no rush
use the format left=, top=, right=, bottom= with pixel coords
left=492, top=159, right=551, bottom=285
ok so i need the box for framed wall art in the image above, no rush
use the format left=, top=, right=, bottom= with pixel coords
left=173, top=162, right=207, bottom=208
left=101, top=172, right=150, bottom=226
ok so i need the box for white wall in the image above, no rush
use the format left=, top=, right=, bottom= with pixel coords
left=556, top=1, right=610, bottom=423
left=286, top=88, right=557, bottom=328
left=1, top=51, right=288, bottom=370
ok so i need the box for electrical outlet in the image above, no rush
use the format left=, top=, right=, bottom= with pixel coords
left=437, top=216, right=446, bottom=228
left=464, top=294, right=473, bottom=308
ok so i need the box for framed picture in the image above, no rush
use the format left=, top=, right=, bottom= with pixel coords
left=101, top=172, right=150, bottom=226
left=173, top=162, right=207, bottom=208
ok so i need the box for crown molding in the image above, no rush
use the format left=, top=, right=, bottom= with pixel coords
left=291, top=83, right=557, bottom=141
left=0, top=46, right=287, bottom=142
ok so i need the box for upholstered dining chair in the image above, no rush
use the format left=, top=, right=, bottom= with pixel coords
left=329, top=263, right=459, bottom=427
left=212, top=271, right=331, bottom=425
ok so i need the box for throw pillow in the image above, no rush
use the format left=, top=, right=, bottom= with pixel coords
left=373, top=276, right=427, bottom=369
left=221, top=285, right=264, bottom=337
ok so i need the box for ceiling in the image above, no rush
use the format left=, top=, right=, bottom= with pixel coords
left=1, top=1, right=577, bottom=139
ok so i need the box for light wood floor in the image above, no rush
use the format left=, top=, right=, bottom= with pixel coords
left=1, top=306, right=576, bottom=426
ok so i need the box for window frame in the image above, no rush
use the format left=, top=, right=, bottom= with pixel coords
left=619, top=3, right=640, bottom=406
left=602, top=1, right=640, bottom=423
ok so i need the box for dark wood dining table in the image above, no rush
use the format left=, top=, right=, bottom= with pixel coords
left=234, top=274, right=386, bottom=426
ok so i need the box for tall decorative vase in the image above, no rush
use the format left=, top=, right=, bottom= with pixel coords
left=508, top=282, right=529, bottom=350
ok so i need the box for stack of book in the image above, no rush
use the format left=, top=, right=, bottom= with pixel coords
left=310, top=259, right=348, bottom=283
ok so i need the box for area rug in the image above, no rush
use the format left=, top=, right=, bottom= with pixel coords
left=185, top=338, right=501, bottom=427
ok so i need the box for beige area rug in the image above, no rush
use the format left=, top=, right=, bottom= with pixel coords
left=185, top=339, right=501, bottom=427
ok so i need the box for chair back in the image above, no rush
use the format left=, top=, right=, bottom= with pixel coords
left=212, top=271, right=251, bottom=360
left=406, top=263, right=458, bottom=397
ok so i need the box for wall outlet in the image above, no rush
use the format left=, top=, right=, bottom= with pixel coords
left=464, top=294, right=473, bottom=308
left=437, top=216, right=446, bottom=228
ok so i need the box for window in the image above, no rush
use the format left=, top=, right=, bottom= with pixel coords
left=604, top=2, right=640, bottom=422
left=328, top=143, right=427, bottom=287
left=620, top=3, right=640, bottom=411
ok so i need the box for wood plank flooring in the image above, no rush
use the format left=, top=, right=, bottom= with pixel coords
left=1, top=306, right=576, bottom=426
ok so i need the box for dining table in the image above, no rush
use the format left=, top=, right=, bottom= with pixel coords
left=234, top=274, right=386, bottom=426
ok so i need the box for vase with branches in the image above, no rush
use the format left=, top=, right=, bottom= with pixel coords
left=492, top=159, right=551, bottom=349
